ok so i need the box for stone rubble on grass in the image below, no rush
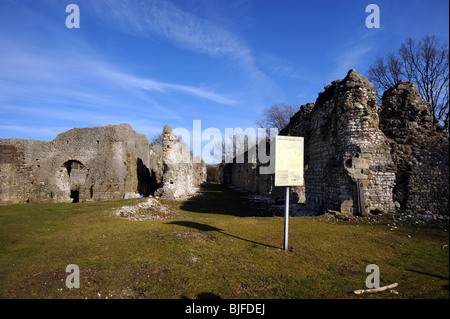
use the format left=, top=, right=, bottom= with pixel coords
left=113, top=198, right=173, bottom=221
left=243, top=183, right=448, bottom=231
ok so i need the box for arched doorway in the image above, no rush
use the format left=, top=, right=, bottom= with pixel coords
left=63, top=160, right=88, bottom=203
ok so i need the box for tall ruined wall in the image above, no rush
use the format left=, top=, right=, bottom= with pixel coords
left=0, top=124, right=153, bottom=204
left=379, top=81, right=449, bottom=215
left=221, top=69, right=448, bottom=216
left=193, top=155, right=207, bottom=187
left=0, top=140, right=46, bottom=204
left=281, top=69, right=396, bottom=215
left=221, top=69, right=397, bottom=215
left=0, top=123, right=208, bottom=205
left=149, top=144, right=164, bottom=192
left=154, top=125, right=206, bottom=200
left=1, top=123, right=207, bottom=205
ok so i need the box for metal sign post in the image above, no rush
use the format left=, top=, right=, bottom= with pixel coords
left=274, top=136, right=304, bottom=252
left=284, top=186, right=290, bottom=251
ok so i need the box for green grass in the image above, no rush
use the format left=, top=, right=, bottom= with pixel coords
left=0, top=184, right=448, bottom=299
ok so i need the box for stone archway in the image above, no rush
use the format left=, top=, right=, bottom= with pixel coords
left=63, top=160, right=89, bottom=203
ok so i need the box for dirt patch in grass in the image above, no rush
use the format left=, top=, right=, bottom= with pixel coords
left=169, top=230, right=216, bottom=241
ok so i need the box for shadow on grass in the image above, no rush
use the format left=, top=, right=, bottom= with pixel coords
left=180, top=184, right=271, bottom=217
left=405, top=268, right=449, bottom=281
left=167, top=221, right=280, bottom=250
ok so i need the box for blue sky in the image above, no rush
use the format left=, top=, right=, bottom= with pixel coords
left=0, top=0, right=448, bottom=159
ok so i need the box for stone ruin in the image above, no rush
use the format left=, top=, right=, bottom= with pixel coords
left=379, top=81, right=449, bottom=215
left=0, top=123, right=206, bottom=205
left=154, top=125, right=206, bottom=200
left=221, top=69, right=449, bottom=216
left=1, top=69, right=447, bottom=216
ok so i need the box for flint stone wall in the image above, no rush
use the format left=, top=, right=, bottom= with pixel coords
left=222, top=69, right=398, bottom=215
left=287, top=69, right=396, bottom=215
left=379, top=81, right=449, bottom=215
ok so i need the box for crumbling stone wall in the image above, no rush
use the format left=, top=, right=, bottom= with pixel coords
left=284, top=69, right=396, bottom=215
left=222, top=69, right=398, bottom=215
left=0, top=123, right=206, bottom=205
left=149, top=144, right=164, bottom=192
left=0, top=124, right=153, bottom=204
left=154, top=125, right=206, bottom=199
left=194, top=155, right=207, bottom=186
left=379, top=81, right=449, bottom=215
left=0, top=141, right=42, bottom=204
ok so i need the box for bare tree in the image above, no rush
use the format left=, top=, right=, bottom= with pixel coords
left=368, top=34, right=449, bottom=131
left=149, top=132, right=163, bottom=146
left=255, top=103, right=299, bottom=132
left=213, top=132, right=250, bottom=163
left=367, top=53, right=403, bottom=94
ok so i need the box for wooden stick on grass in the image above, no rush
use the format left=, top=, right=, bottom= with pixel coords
left=353, top=283, right=399, bottom=295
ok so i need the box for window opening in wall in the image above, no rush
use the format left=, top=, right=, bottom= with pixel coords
left=345, top=158, right=353, bottom=168
left=70, top=190, right=80, bottom=203
left=63, top=160, right=86, bottom=177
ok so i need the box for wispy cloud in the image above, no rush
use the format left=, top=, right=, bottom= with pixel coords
left=1, top=43, right=234, bottom=103
left=332, top=46, right=373, bottom=79
left=88, top=0, right=249, bottom=59
left=0, top=32, right=240, bottom=140
left=329, top=30, right=375, bottom=80
left=100, top=69, right=236, bottom=105
left=258, top=53, right=306, bottom=80
left=85, top=0, right=277, bottom=91
left=0, top=0, right=284, bottom=140
left=0, top=32, right=236, bottom=114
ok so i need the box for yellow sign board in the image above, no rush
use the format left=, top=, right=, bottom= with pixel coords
left=274, top=136, right=304, bottom=186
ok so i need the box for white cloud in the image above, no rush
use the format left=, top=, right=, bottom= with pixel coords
left=89, top=0, right=248, bottom=59
left=85, top=0, right=277, bottom=92
left=0, top=0, right=285, bottom=140
left=258, top=53, right=306, bottom=80
left=329, top=29, right=376, bottom=80
left=0, top=34, right=236, bottom=111
left=332, top=46, right=373, bottom=79
left=101, top=70, right=236, bottom=105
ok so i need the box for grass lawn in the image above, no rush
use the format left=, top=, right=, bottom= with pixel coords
left=0, top=184, right=448, bottom=299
